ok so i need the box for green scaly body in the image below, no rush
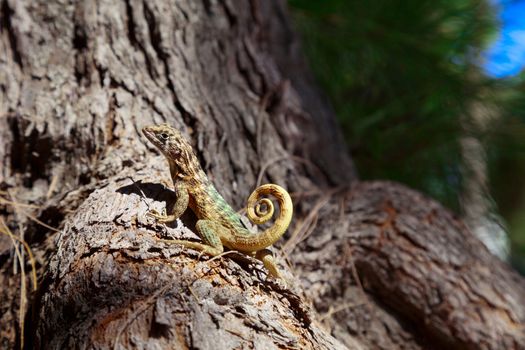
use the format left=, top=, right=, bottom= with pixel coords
left=143, top=124, right=293, bottom=279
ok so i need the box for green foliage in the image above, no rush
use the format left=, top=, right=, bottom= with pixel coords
left=288, top=0, right=525, bottom=270
left=288, top=0, right=497, bottom=210
left=487, top=75, right=525, bottom=270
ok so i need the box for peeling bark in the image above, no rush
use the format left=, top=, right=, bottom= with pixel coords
left=0, top=0, right=523, bottom=349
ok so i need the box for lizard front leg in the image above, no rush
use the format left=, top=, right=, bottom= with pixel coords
left=148, top=181, right=189, bottom=223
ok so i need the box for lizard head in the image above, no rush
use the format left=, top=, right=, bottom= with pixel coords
left=143, top=124, right=206, bottom=181
left=142, top=124, right=196, bottom=170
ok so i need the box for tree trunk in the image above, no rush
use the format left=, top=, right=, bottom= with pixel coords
left=460, top=98, right=509, bottom=260
left=0, top=1, right=523, bottom=349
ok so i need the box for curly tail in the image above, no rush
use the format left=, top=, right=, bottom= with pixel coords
left=233, top=184, right=293, bottom=253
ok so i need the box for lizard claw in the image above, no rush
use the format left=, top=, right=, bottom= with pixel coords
left=197, top=250, right=207, bottom=260
left=147, top=208, right=169, bottom=222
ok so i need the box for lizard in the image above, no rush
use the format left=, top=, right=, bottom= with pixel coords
left=142, top=124, right=293, bottom=280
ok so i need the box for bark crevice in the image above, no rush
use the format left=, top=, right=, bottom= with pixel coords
left=1, top=0, right=23, bottom=69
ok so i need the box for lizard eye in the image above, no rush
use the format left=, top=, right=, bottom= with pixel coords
left=160, top=133, right=169, bottom=140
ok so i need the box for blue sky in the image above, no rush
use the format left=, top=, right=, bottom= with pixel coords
left=484, top=0, right=525, bottom=77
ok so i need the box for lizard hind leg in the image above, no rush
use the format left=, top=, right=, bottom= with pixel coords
left=159, top=220, right=225, bottom=257
left=255, top=249, right=283, bottom=280
left=193, top=219, right=227, bottom=256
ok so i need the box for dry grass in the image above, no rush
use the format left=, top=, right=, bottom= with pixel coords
left=0, top=218, right=37, bottom=350
left=0, top=192, right=59, bottom=350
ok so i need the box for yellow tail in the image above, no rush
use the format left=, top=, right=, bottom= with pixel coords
left=231, top=184, right=293, bottom=252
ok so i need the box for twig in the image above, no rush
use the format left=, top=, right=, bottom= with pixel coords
left=0, top=196, right=41, bottom=209
left=4, top=192, right=62, bottom=233
left=207, top=250, right=239, bottom=264
left=255, top=155, right=323, bottom=187
left=0, top=221, right=38, bottom=292
left=0, top=219, right=28, bottom=350
left=281, top=190, right=334, bottom=257
left=319, top=301, right=366, bottom=321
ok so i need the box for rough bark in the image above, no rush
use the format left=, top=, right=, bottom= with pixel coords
left=292, top=181, right=525, bottom=349
left=0, top=0, right=523, bottom=350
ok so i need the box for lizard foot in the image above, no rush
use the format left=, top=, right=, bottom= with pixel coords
left=147, top=208, right=175, bottom=223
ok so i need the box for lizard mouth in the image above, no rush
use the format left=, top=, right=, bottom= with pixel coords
left=142, top=126, right=153, bottom=137
left=142, top=126, right=158, bottom=145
